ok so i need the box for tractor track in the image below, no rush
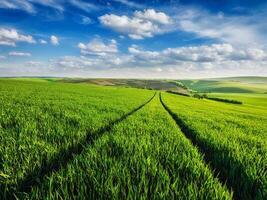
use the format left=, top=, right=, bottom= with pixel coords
left=159, top=92, right=239, bottom=199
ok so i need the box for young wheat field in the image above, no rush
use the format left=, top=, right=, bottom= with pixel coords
left=0, top=78, right=266, bottom=200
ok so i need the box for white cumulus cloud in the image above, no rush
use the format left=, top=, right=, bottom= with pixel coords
left=50, top=35, right=59, bottom=45
left=162, top=43, right=234, bottom=62
left=162, top=43, right=267, bottom=63
left=0, top=28, right=36, bottom=46
left=4, top=42, right=267, bottom=78
left=78, top=39, right=118, bottom=56
left=134, top=9, right=171, bottom=25
left=128, top=45, right=160, bottom=59
left=99, top=9, right=172, bottom=39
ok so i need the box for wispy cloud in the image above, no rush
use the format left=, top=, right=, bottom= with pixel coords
left=112, top=0, right=144, bottom=9
left=9, top=51, right=31, bottom=57
left=0, top=0, right=64, bottom=14
left=30, top=0, right=64, bottom=12
left=173, top=7, right=266, bottom=46
left=80, top=16, right=93, bottom=25
left=25, top=61, right=43, bottom=67
left=39, top=39, right=47, bottom=44
left=69, top=0, right=98, bottom=13
left=0, top=0, right=35, bottom=13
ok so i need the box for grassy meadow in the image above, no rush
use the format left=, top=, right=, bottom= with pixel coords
left=0, top=77, right=266, bottom=199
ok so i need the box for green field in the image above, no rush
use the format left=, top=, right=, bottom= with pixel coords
left=180, top=76, right=267, bottom=93
left=0, top=78, right=266, bottom=199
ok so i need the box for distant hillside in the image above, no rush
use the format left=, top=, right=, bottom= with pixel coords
left=60, top=78, right=188, bottom=92
left=211, top=76, right=267, bottom=84
left=179, top=76, right=267, bottom=93
left=2, top=77, right=266, bottom=94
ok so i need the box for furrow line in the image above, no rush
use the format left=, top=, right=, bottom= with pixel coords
left=159, top=92, right=235, bottom=198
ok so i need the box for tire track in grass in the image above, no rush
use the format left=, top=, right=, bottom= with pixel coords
left=6, top=92, right=156, bottom=199
left=30, top=93, right=232, bottom=199
left=159, top=92, right=237, bottom=198
left=160, top=92, right=267, bottom=200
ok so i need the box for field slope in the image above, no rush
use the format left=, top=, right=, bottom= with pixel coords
left=179, top=76, right=267, bottom=93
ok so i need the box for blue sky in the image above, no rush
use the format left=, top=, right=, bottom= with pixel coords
left=0, top=0, right=267, bottom=78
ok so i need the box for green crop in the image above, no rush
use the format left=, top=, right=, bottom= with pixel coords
left=0, top=79, right=154, bottom=198
left=0, top=79, right=266, bottom=200
left=26, top=93, right=232, bottom=199
left=161, top=92, right=267, bottom=200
